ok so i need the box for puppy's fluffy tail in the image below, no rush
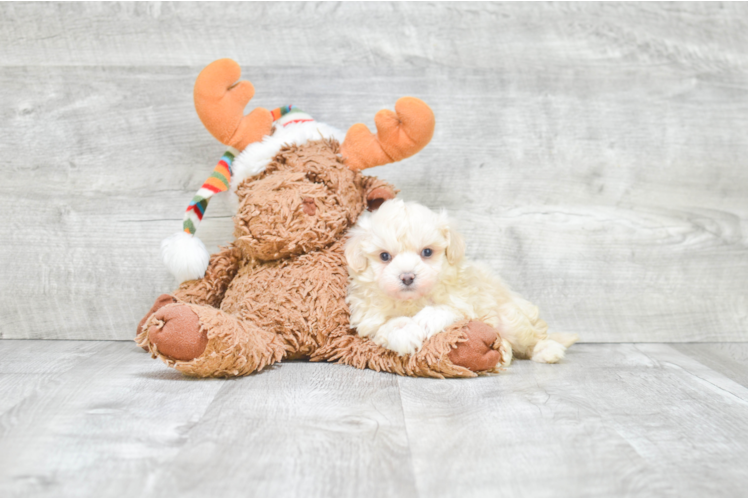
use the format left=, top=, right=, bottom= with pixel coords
left=548, top=332, right=579, bottom=348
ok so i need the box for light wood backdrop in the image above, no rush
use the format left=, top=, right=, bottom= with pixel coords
left=1, top=2, right=746, bottom=342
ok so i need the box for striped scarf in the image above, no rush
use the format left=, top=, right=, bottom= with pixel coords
left=183, top=148, right=237, bottom=235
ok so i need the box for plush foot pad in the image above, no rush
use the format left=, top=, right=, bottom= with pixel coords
left=147, top=304, right=208, bottom=361
left=137, top=294, right=177, bottom=336
left=448, top=321, right=503, bottom=372
left=137, top=294, right=178, bottom=351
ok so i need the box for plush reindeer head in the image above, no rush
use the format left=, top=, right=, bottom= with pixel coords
left=162, top=58, right=435, bottom=280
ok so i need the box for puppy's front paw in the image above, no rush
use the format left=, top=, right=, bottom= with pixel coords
left=531, top=339, right=566, bottom=364
left=375, top=318, right=426, bottom=356
left=413, top=306, right=461, bottom=339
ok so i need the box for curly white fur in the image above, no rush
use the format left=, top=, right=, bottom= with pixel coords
left=344, top=199, right=578, bottom=362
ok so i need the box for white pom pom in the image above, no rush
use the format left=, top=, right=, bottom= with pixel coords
left=161, top=232, right=210, bottom=283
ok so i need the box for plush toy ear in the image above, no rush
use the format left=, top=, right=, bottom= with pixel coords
left=366, top=186, right=396, bottom=211
left=446, top=228, right=465, bottom=265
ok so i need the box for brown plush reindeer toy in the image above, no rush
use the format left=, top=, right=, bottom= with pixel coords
left=136, top=58, right=506, bottom=378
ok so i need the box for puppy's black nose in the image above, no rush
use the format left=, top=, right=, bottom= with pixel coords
left=400, top=273, right=415, bottom=286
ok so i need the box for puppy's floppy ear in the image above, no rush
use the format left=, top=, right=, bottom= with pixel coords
left=344, top=224, right=370, bottom=273
left=445, top=227, right=465, bottom=264
left=440, top=212, right=465, bottom=265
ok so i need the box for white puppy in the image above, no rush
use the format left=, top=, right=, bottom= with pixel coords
left=344, top=199, right=578, bottom=364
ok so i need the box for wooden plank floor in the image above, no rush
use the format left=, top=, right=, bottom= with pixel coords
left=1, top=340, right=747, bottom=497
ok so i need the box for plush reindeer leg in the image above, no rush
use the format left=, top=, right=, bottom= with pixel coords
left=138, top=303, right=286, bottom=378
left=171, top=244, right=243, bottom=308
left=341, top=97, right=436, bottom=171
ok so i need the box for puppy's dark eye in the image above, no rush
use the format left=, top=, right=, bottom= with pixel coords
left=380, top=252, right=391, bottom=262
left=421, top=248, right=433, bottom=258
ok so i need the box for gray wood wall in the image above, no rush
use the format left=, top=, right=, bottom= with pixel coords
left=1, top=2, right=746, bottom=342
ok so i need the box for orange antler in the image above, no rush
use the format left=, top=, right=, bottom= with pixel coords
left=340, top=97, right=435, bottom=171
left=193, top=59, right=273, bottom=151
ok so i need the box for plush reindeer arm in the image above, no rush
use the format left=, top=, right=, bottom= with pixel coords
left=172, top=244, right=244, bottom=308
left=136, top=244, right=243, bottom=339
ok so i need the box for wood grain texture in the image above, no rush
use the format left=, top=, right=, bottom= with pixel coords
left=1, top=340, right=747, bottom=497
left=0, top=341, right=227, bottom=497
left=142, top=362, right=416, bottom=497
left=672, top=342, right=748, bottom=389
left=398, top=343, right=748, bottom=497
left=0, top=2, right=747, bottom=341
left=0, top=340, right=110, bottom=415
left=1, top=2, right=747, bottom=68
